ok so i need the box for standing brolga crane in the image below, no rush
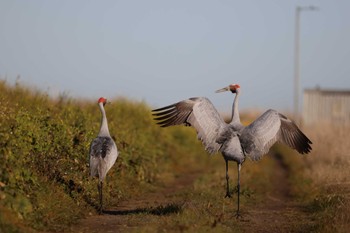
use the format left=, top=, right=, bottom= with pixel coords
left=89, top=97, right=118, bottom=214
left=152, top=84, right=312, bottom=218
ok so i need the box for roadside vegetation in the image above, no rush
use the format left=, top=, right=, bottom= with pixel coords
left=0, top=80, right=208, bottom=232
left=0, top=80, right=349, bottom=232
left=302, top=124, right=350, bottom=232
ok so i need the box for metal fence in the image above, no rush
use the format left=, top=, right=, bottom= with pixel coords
left=303, top=88, right=350, bottom=126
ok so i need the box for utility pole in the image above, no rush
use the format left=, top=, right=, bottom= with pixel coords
left=294, top=6, right=318, bottom=122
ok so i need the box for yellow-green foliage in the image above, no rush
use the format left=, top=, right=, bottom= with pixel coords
left=4, top=80, right=341, bottom=232
left=0, top=81, right=206, bottom=232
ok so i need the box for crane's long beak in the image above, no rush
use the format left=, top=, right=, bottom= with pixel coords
left=215, top=86, right=230, bottom=93
left=104, top=100, right=111, bottom=106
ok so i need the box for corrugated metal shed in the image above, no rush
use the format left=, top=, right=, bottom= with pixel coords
left=303, top=88, right=350, bottom=126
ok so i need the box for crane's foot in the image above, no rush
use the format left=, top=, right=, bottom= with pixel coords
left=235, top=211, right=242, bottom=219
left=224, top=192, right=232, bottom=198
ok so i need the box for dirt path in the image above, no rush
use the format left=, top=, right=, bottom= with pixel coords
left=238, top=152, right=315, bottom=232
left=70, top=153, right=315, bottom=233
left=69, top=169, right=202, bottom=233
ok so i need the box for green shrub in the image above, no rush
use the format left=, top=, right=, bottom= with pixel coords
left=0, top=80, right=207, bottom=232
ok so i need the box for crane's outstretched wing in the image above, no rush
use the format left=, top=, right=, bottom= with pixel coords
left=152, top=97, right=226, bottom=154
left=240, top=109, right=312, bottom=161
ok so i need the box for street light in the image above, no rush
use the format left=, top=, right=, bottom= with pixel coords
left=294, top=5, right=318, bottom=122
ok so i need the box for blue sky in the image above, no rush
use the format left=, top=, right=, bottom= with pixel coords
left=1, top=0, right=349, bottom=113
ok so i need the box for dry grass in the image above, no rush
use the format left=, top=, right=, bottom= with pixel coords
left=302, top=124, right=350, bottom=232
left=304, top=124, right=350, bottom=185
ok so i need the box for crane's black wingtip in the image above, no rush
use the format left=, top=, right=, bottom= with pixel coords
left=300, top=142, right=312, bottom=154
left=156, top=122, right=171, bottom=128
left=151, top=104, right=176, bottom=113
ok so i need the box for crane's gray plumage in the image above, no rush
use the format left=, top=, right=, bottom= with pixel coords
left=152, top=83, right=312, bottom=218
left=154, top=97, right=225, bottom=154
left=90, top=137, right=112, bottom=159
left=90, top=136, right=116, bottom=181
left=89, top=97, right=118, bottom=214
left=240, top=109, right=311, bottom=161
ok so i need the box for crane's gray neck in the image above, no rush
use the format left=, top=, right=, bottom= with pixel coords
left=230, top=91, right=241, bottom=125
left=98, top=103, right=110, bottom=137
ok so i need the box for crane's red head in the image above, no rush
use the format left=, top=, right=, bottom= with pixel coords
left=98, top=97, right=108, bottom=106
left=229, top=84, right=240, bottom=93
left=215, top=84, right=240, bottom=94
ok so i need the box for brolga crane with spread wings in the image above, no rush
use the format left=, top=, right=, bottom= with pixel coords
left=152, top=84, right=312, bottom=218
left=89, top=97, right=119, bottom=214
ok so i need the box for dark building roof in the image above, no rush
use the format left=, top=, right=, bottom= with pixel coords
left=304, top=88, right=350, bottom=96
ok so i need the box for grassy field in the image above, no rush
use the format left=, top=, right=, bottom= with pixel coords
left=302, top=124, right=350, bottom=232
left=0, top=80, right=349, bottom=232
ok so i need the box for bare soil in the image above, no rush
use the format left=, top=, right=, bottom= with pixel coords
left=237, top=153, right=316, bottom=233
left=69, top=154, right=316, bottom=233
left=69, top=170, right=201, bottom=233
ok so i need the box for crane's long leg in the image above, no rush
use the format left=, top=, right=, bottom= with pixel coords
left=98, top=181, right=103, bottom=214
left=235, top=163, right=242, bottom=218
left=225, top=160, right=232, bottom=198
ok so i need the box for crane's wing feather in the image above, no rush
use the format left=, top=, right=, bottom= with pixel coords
left=89, top=136, right=116, bottom=177
left=90, top=136, right=113, bottom=159
left=240, top=109, right=312, bottom=161
left=278, top=113, right=312, bottom=154
left=152, top=97, right=226, bottom=154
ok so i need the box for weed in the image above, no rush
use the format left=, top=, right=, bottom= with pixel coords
left=0, top=80, right=211, bottom=231
left=2, top=80, right=348, bottom=232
